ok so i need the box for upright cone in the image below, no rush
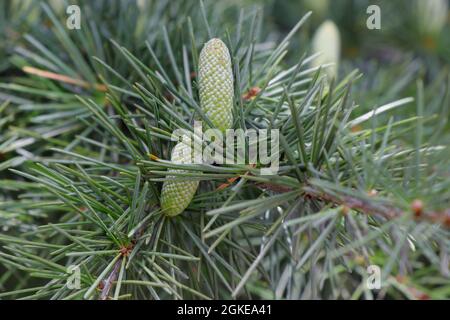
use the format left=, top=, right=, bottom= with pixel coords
left=198, top=38, right=234, bottom=132
left=415, top=0, right=448, bottom=36
left=160, top=137, right=200, bottom=217
left=312, top=20, right=341, bottom=80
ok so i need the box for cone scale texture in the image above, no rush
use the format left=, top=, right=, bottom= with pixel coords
left=198, top=38, right=234, bottom=132
left=161, top=38, right=233, bottom=216
left=160, top=138, right=200, bottom=217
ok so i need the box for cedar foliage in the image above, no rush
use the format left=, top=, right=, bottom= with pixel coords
left=0, top=0, right=449, bottom=300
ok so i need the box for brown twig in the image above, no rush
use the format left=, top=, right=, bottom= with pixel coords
left=22, top=66, right=107, bottom=92
left=303, top=186, right=402, bottom=220
left=99, top=257, right=122, bottom=300
left=304, top=186, right=450, bottom=227
left=99, top=246, right=133, bottom=300
left=256, top=182, right=294, bottom=194
left=254, top=181, right=450, bottom=229
left=98, top=217, right=153, bottom=300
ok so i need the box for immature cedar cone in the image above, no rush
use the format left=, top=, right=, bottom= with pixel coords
left=312, top=20, right=341, bottom=80
left=198, top=38, right=234, bottom=132
left=415, top=0, right=448, bottom=36
left=160, top=137, right=199, bottom=217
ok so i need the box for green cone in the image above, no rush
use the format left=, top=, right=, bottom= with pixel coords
left=198, top=38, right=234, bottom=132
left=415, top=0, right=448, bottom=36
left=312, top=20, right=341, bottom=81
left=160, top=137, right=200, bottom=217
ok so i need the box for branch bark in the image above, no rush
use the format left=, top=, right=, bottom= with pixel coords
left=256, top=182, right=450, bottom=228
